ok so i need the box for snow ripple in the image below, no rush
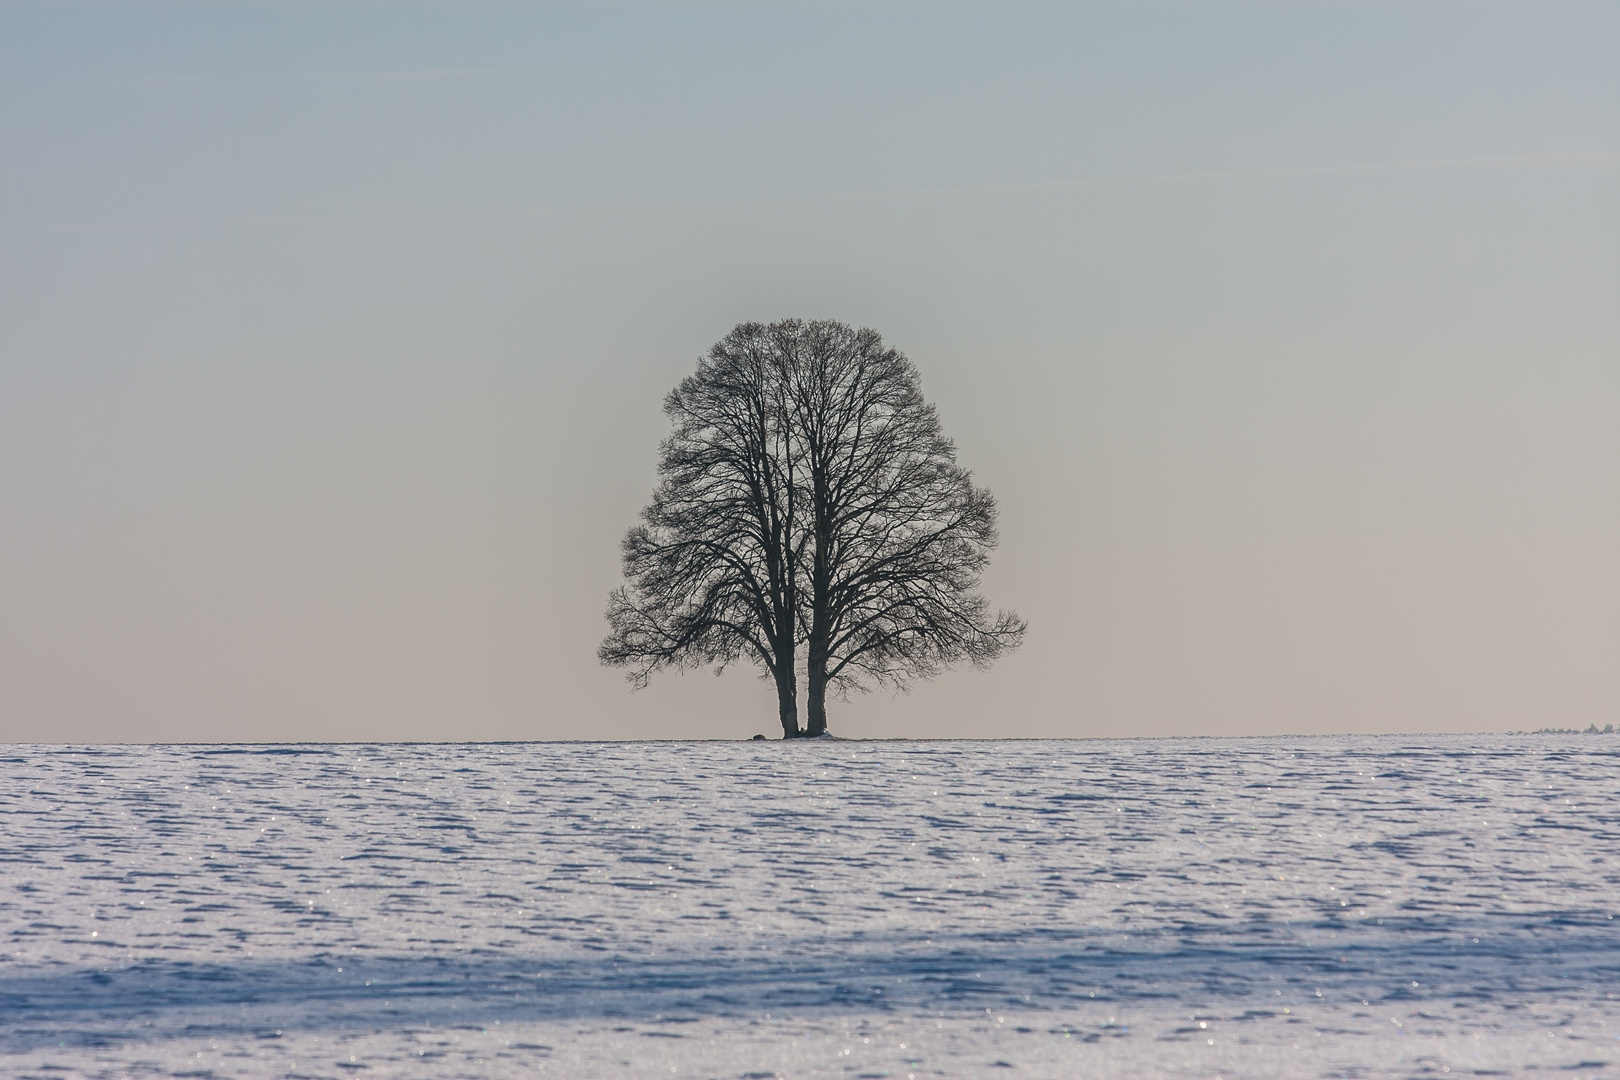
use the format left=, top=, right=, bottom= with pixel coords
left=1, top=736, right=1616, bottom=1078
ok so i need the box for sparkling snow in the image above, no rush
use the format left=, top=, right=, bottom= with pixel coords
left=2, top=736, right=1617, bottom=1078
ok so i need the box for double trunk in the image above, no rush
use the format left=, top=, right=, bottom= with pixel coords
left=773, top=662, right=827, bottom=738
left=769, top=582, right=803, bottom=736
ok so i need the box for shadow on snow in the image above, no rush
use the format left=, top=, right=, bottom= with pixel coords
left=2, top=911, right=1617, bottom=1052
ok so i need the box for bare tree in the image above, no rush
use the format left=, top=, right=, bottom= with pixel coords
left=602, top=319, right=1024, bottom=738
left=599, top=323, right=805, bottom=737
left=775, top=320, right=1025, bottom=735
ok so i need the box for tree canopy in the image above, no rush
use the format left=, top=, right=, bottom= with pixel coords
left=601, top=319, right=1025, bottom=737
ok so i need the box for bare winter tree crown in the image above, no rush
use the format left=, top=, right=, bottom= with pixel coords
left=600, top=319, right=1026, bottom=738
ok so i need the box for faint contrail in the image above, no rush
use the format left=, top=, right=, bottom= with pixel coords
left=925, top=150, right=1620, bottom=196
left=17, top=150, right=1617, bottom=234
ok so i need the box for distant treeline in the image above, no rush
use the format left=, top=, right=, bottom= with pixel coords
left=1515, top=724, right=1618, bottom=735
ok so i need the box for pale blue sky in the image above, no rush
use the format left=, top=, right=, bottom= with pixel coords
left=2, top=2, right=1616, bottom=741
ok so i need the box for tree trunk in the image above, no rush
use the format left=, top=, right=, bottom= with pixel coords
left=776, top=668, right=802, bottom=738
left=805, top=661, right=828, bottom=736
left=805, top=505, right=831, bottom=736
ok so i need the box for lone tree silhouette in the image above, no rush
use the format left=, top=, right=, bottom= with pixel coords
left=601, top=320, right=1025, bottom=737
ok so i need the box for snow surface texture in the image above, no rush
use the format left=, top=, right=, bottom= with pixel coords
left=1, top=736, right=1617, bottom=1079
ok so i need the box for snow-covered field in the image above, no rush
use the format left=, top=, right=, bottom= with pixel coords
left=1, top=736, right=1616, bottom=1079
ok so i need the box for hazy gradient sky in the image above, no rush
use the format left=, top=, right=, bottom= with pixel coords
left=1, top=2, right=1616, bottom=743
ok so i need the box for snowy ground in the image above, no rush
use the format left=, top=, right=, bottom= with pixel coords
left=1, top=736, right=1616, bottom=1079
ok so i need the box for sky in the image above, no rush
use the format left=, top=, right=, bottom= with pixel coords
left=1, top=1, right=1615, bottom=743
